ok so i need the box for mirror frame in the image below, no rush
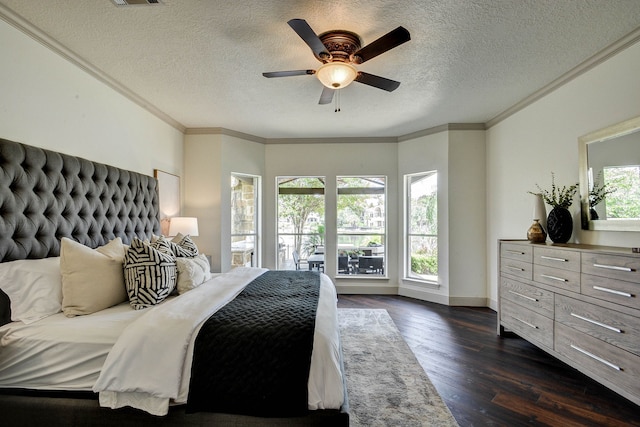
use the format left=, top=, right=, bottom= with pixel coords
left=579, top=114, right=640, bottom=232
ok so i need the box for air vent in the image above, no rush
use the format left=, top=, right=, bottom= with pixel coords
left=111, top=0, right=161, bottom=6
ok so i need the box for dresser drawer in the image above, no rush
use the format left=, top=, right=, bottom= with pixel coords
left=582, top=253, right=640, bottom=284
left=501, top=242, right=532, bottom=263
left=500, top=299, right=553, bottom=349
left=533, top=246, right=580, bottom=272
left=555, top=323, right=640, bottom=400
left=501, top=258, right=533, bottom=281
left=581, top=274, right=640, bottom=311
left=533, top=264, right=580, bottom=293
left=555, top=294, right=640, bottom=356
left=500, top=277, right=554, bottom=319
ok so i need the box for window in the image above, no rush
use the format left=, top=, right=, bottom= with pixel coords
left=405, top=171, right=438, bottom=282
left=277, top=177, right=325, bottom=271
left=231, top=174, right=260, bottom=268
left=337, top=176, right=386, bottom=276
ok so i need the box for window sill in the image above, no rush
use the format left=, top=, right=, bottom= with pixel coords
left=335, top=274, right=388, bottom=280
left=402, top=277, right=440, bottom=289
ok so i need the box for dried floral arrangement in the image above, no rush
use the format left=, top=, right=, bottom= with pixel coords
left=529, top=172, right=579, bottom=209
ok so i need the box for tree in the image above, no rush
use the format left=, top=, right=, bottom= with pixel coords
left=604, top=167, right=640, bottom=219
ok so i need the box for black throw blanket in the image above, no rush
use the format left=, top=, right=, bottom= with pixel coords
left=186, top=270, right=321, bottom=417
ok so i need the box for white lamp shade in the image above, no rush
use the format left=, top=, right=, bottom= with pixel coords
left=316, top=62, right=357, bottom=89
left=169, top=217, right=199, bottom=237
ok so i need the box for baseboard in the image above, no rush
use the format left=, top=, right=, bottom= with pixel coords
left=397, top=286, right=450, bottom=305
left=336, top=284, right=398, bottom=295
left=337, top=283, right=495, bottom=309
left=448, top=296, right=490, bottom=307
left=399, top=285, right=492, bottom=307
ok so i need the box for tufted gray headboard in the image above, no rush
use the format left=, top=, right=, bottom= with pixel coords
left=0, top=138, right=161, bottom=324
left=0, top=138, right=161, bottom=260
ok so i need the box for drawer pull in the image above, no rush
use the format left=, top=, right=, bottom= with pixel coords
left=508, top=290, right=538, bottom=302
left=593, top=263, right=634, bottom=272
left=505, top=250, right=525, bottom=255
left=506, top=266, right=525, bottom=272
left=541, top=255, right=568, bottom=262
left=570, top=313, right=623, bottom=333
left=570, top=344, right=621, bottom=371
left=513, top=317, right=538, bottom=329
left=540, top=274, right=567, bottom=282
left=593, top=286, right=633, bottom=298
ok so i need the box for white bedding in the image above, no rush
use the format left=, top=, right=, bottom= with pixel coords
left=0, top=301, right=141, bottom=390
left=0, top=268, right=344, bottom=416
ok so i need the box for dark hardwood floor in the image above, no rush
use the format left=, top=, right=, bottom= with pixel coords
left=337, top=294, right=640, bottom=427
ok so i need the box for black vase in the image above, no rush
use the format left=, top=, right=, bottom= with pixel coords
left=547, top=207, right=573, bottom=243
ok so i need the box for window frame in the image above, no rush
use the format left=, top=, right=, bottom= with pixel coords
left=404, top=171, right=438, bottom=284
left=276, top=176, right=326, bottom=271
left=336, top=175, right=387, bottom=278
left=230, top=173, right=261, bottom=268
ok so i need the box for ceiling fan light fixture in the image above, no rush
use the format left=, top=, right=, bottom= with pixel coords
left=316, top=62, right=357, bottom=89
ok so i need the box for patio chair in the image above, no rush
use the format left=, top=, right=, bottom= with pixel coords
left=358, top=256, right=384, bottom=274
left=338, top=256, right=350, bottom=274
left=292, top=250, right=301, bottom=270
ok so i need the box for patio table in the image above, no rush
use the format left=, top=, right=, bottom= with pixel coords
left=308, top=254, right=324, bottom=271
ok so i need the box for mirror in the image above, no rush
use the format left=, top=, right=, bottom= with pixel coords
left=579, top=115, right=640, bottom=231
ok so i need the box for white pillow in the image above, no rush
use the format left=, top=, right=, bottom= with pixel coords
left=96, top=237, right=126, bottom=262
left=0, top=257, right=62, bottom=324
left=176, top=254, right=211, bottom=294
left=60, top=238, right=128, bottom=317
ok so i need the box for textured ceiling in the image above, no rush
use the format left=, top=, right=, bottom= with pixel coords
left=2, top=0, right=640, bottom=139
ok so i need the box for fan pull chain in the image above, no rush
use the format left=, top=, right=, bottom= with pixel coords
left=334, top=89, right=341, bottom=112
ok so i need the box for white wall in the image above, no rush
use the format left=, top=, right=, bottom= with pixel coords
left=398, top=129, right=487, bottom=305
left=183, top=133, right=265, bottom=273
left=398, top=132, right=450, bottom=303
left=486, top=40, right=640, bottom=309
left=0, top=18, right=183, bottom=178
left=448, top=130, right=487, bottom=305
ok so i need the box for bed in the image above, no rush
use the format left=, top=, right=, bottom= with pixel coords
left=0, top=138, right=349, bottom=426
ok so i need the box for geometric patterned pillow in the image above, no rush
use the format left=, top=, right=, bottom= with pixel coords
left=172, top=233, right=199, bottom=257
left=152, top=235, right=198, bottom=258
left=124, top=238, right=177, bottom=310
left=150, top=236, right=175, bottom=255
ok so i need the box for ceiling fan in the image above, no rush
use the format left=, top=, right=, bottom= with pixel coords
left=263, top=19, right=411, bottom=105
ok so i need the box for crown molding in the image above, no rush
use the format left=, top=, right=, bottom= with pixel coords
left=397, top=123, right=486, bottom=142
left=264, top=136, right=398, bottom=145
left=185, top=127, right=265, bottom=143
left=187, top=124, right=484, bottom=144
left=0, top=4, right=186, bottom=133
left=486, top=25, right=640, bottom=128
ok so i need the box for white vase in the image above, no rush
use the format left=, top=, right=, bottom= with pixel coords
left=532, top=193, right=547, bottom=233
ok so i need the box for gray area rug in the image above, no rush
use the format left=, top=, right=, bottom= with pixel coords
left=338, top=308, right=459, bottom=427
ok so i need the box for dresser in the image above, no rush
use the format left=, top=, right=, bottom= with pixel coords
left=498, top=240, right=640, bottom=406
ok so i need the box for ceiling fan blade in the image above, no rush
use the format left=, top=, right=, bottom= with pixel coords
left=318, top=87, right=334, bottom=104
left=262, top=70, right=315, bottom=78
left=355, top=72, right=401, bottom=92
left=287, top=19, right=331, bottom=60
left=352, top=26, right=410, bottom=64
